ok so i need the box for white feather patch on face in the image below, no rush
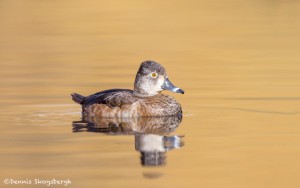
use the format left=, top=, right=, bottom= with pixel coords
left=154, top=75, right=165, bottom=92
left=139, top=75, right=165, bottom=96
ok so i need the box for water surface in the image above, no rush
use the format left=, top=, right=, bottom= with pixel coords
left=1, top=1, right=300, bottom=188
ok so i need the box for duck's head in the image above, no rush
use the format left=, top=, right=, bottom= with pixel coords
left=133, top=60, right=184, bottom=97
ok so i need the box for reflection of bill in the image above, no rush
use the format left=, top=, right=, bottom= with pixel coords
left=72, top=115, right=184, bottom=167
left=135, top=134, right=184, bottom=166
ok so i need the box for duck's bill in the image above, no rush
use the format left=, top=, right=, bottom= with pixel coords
left=162, top=78, right=184, bottom=94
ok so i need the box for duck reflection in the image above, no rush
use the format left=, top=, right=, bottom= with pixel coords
left=72, top=115, right=184, bottom=167
left=135, top=133, right=183, bottom=166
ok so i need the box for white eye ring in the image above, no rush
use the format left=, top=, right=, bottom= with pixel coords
left=150, top=72, right=158, bottom=78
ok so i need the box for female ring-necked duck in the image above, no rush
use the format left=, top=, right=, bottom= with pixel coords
left=71, top=60, right=184, bottom=117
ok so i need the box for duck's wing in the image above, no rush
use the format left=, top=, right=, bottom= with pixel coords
left=82, top=89, right=135, bottom=107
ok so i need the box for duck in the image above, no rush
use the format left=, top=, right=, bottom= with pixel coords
left=71, top=60, right=184, bottom=117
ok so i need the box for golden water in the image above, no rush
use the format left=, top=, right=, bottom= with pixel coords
left=1, top=0, right=300, bottom=187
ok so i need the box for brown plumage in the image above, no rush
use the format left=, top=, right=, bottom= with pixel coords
left=73, top=115, right=183, bottom=135
left=71, top=60, right=184, bottom=117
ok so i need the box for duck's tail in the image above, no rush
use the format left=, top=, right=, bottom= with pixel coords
left=71, top=93, right=85, bottom=104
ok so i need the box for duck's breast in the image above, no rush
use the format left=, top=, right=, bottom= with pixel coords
left=139, top=94, right=182, bottom=116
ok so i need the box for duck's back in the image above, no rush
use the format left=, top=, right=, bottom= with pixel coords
left=72, top=89, right=182, bottom=117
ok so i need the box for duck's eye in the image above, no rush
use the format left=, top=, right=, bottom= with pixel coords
left=151, top=72, right=158, bottom=78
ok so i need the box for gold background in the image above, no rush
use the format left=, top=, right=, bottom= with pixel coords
left=1, top=1, right=300, bottom=188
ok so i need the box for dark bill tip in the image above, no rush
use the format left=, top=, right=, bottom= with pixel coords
left=174, top=88, right=184, bottom=94
left=162, top=78, right=184, bottom=94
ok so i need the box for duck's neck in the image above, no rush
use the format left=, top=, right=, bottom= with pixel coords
left=133, top=90, right=158, bottom=97
left=133, top=89, right=159, bottom=97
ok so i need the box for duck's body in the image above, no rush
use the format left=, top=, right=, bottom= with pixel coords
left=72, top=61, right=184, bottom=117
left=72, top=89, right=182, bottom=118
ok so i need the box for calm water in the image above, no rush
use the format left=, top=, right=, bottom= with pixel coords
left=1, top=0, right=300, bottom=188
